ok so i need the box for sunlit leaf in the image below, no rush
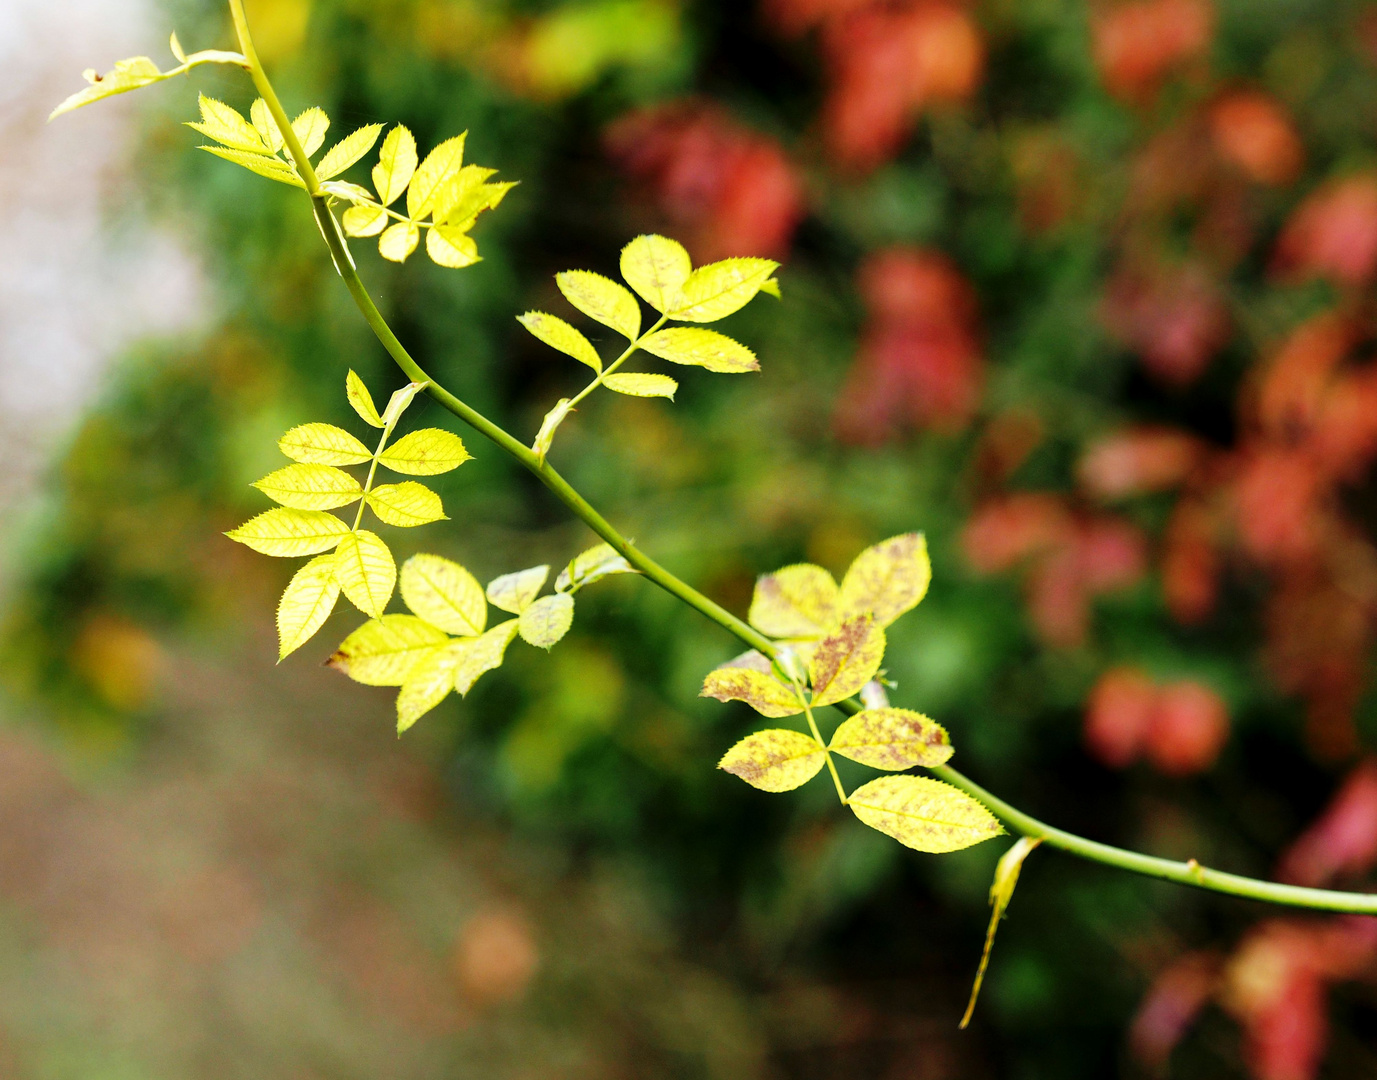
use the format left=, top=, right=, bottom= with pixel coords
left=278, top=423, right=373, bottom=466
left=291, top=106, right=329, bottom=158
left=828, top=708, right=952, bottom=770
left=169, top=31, right=187, bottom=63
left=408, top=133, right=467, bottom=220
left=399, top=553, right=486, bottom=636
left=396, top=640, right=467, bottom=733
left=277, top=553, right=340, bottom=659
left=201, top=146, right=304, bottom=187
left=748, top=564, right=839, bottom=640
left=319, top=180, right=374, bottom=204
left=346, top=370, right=383, bottom=427
left=252, top=463, right=362, bottom=510
left=603, top=373, right=677, bottom=399
left=961, top=837, right=1041, bottom=1029
left=640, top=328, right=758, bottom=373
left=453, top=619, right=520, bottom=695
left=377, top=428, right=470, bottom=474
left=518, top=593, right=574, bottom=649
left=838, top=532, right=931, bottom=629
left=718, top=729, right=825, bottom=792
left=379, top=221, right=420, bottom=262
left=556, top=270, right=641, bottom=340
left=700, top=668, right=804, bottom=718
left=486, top=566, right=550, bottom=614
left=367, top=482, right=446, bottom=527
left=849, top=776, right=1004, bottom=853
left=381, top=381, right=427, bottom=427
left=226, top=508, right=349, bottom=557
left=327, top=614, right=450, bottom=686
left=187, top=94, right=267, bottom=153
left=250, top=98, right=284, bottom=153
left=50, top=57, right=164, bottom=119
left=533, top=398, right=573, bottom=463
left=809, top=615, right=885, bottom=707
left=432, top=164, right=497, bottom=224
left=518, top=312, right=602, bottom=372
left=373, top=125, right=417, bottom=206
left=317, top=123, right=383, bottom=181
left=334, top=530, right=396, bottom=617
left=620, top=234, right=691, bottom=313
left=759, top=277, right=781, bottom=298
left=554, top=542, right=638, bottom=592
left=342, top=204, right=388, bottom=237
left=426, top=226, right=479, bottom=268
left=669, top=258, right=778, bottom=323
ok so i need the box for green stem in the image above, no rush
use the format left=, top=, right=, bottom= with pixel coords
left=228, top=0, right=1377, bottom=917
left=800, top=692, right=848, bottom=806
left=353, top=425, right=391, bottom=531
left=567, top=313, right=669, bottom=411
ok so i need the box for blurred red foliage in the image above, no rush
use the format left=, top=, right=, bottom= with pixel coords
left=1078, top=427, right=1203, bottom=498
left=1272, top=174, right=1377, bottom=286
left=1130, top=951, right=1220, bottom=1067
left=1208, top=90, right=1304, bottom=186
left=1091, top=0, right=1214, bottom=102
left=1277, top=760, right=1377, bottom=887
left=1101, top=257, right=1231, bottom=385
left=1084, top=666, right=1229, bottom=774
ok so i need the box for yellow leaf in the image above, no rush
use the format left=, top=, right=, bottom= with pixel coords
left=848, top=776, right=1004, bottom=853
left=700, top=668, right=804, bottom=718
left=808, top=616, right=885, bottom=707
left=367, top=482, right=446, bottom=527
left=327, top=614, right=450, bottom=685
left=377, top=428, right=471, bottom=475
left=335, top=530, right=396, bottom=617
left=533, top=398, right=573, bottom=463
left=554, top=542, right=638, bottom=592
left=961, top=837, right=1041, bottom=1029
left=317, top=123, right=383, bottom=181
left=320, top=180, right=374, bottom=204
left=169, top=32, right=187, bottom=63
left=486, top=566, right=550, bottom=614
left=640, top=328, right=758, bottom=373
left=518, top=593, right=574, bottom=649
left=373, top=125, right=417, bottom=207
left=603, top=373, right=676, bottom=399
left=381, top=381, right=427, bottom=428
left=760, top=277, right=781, bottom=298
left=518, top=312, right=602, bottom=372
left=838, top=532, right=931, bottom=629
left=341, top=204, right=387, bottom=237
left=718, top=729, right=825, bottom=792
left=748, top=564, right=839, bottom=640
left=277, top=553, right=340, bottom=659
left=187, top=94, right=266, bottom=153
left=252, top=463, right=362, bottom=510
left=291, top=106, right=329, bottom=157
left=669, top=257, right=779, bottom=323
left=250, top=98, right=284, bottom=153
left=556, top=270, right=641, bottom=340
left=346, top=370, right=383, bottom=427
left=50, top=57, right=165, bottom=120
left=278, top=422, right=373, bottom=466
left=828, top=707, right=952, bottom=770
left=200, top=146, right=304, bottom=187
left=396, top=640, right=467, bottom=733
left=432, top=164, right=498, bottom=224
left=399, top=553, right=486, bottom=636
left=226, top=508, right=349, bottom=557
left=379, top=221, right=420, bottom=263
left=620, top=234, right=691, bottom=313
left=408, top=133, right=467, bottom=220
left=426, top=226, right=479, bottom=268
left=454, top=619, right=520, bottom=695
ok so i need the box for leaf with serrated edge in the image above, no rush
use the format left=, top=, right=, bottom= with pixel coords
left=670, top=258, right=778, bottom=323
left=334, top=530, right=396, bottom=617
left=253, top=463, right=362, bottom=510
left=342, top=205, right=387, bottom=237
left=603, top=373, right=677, bottom=399
left=748, top=564, right=839, bottom=640
left=187, top=94, right=266, bottom=153
left=226, top=508, right=350, bottom=557
left=279, top=423, right=372, bottom=466
left=379, top=221, right=419, bottom=263
left=620, top=235, right=691, bottom=313
left=396, top=641, right=467, bottom=733
left=556, top=270, right=641, bottom=339
left=640, top=328, right=758, bottom=373
left=50, top=57, right=166, bottom=120
left=367, top=482, right=446, bottom=527
left=427, top=226, right=479, bottom=268
left=327, top=614, right=449, bottom=686
left=201, top=146, right=304, bottom=187
left=849, top=776, right=1004, bottom=853
left=518, top=312, right=601, bottom=372
left=518, top=593, right=574, bottom=649
left=400, top=554, right=486, bottom=636
left=829, top=708, right=952, bottom=770
left=373, top=125, right=417, bottom=206
left=454, top=620, right=520, bottom=695
left=378, top=429, right=470, bottom=475
left=719, top=729, right=825, bottom=792
left=433, top=165, right=499, bottom=224
left=555, top=543, right=637, bottom=592
left=317, top=123, right=383, bottom=180
left=291, top=107, right=329, bottom=157
left=408, top=134, right=467, bottom=220
left=838, top=532, right=931, bottom=629
left=277, top=553, right=340, bottom=658
left=700, top=668, right=804, bottom=718
left=961, top=837, right=1040, bottom=1029
left=250, top=98, right=284, bottom=153
left=487, top=566, right=549, bottom=614
left=346, top=370, right=383, bottom=427
left=809, top=616, right=884, bottom=707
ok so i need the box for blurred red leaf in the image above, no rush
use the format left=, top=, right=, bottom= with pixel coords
left=1255, top=311, right=1355, bottom=439
left=1078, top=426, right=1202, bottom=498
left=1209, top=90, right=1304, bottom=186
left=962, top=494, right=1073, bottom=573
left=1086, top=666, right=1158, bottom=767
left=1272, top=174, right=1377, bottom=286
left=1130, top=951, right=1220, bottom=1067
left=1145, top=679, right=1230, bottom=775
left=1091, top=0, right=1214, bottom=102
left=1163, top=497, right=1220, bottom=624
left=1101, top=259, right=1230, bottom=386
left=1235, top=449, right=1323, bottom=564
left=1277, top=760, right=1377, bottom=886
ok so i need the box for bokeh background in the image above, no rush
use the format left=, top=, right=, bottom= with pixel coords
left=5, top=0, right=1377, bottom=1076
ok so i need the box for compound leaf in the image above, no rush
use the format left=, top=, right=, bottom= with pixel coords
left=200, top=146, right=303, bottom=187
left=640, top=328, right=758, bottom=373
left=700, top=668, right=804, bottom=718
left=342, top=204, right=388, bottom=237
left=556, top=270, right=641, bottom=340
left=518, top=312, right=601, bottom=372
left=279, top=423, right=372, bottom=466
left=277, top=553, right=340, bottom=659
left=226, top=508, right=349, bottom=557
left=620, top=234, right=691, bottom=313
left=327, top=614, right=450, bottom=686
left=808, top=615, right=885, bottom=707
left=718, top=729, right=825, bottom=792
left=253, top=463, right=361, bottom=511
left=426, top=226, right=479, bottom=268
left=396, top=640, right=467, bottom=733
left=367, top=482, right=446, bottom=527
left=838, top=532, right=931, bottom=629
left=373, top=125, right=417, bottom=206
left=849, top=776, right=1004, bottom=853
left=408, top=133, right=467, bottom=220
left=379, top=221, right=420, bottom=263
left=670, top=258, right=778, bottom=323
left=748, top=564, right=839, bottom=640
left=829, top=708, right=952, bottom=770
left=187, top=93, right=266, bottom=153
left=486, top=566, right=550, bottom=614
left=317, top=123, right=383, bottom=181
left=555, top=543, right=638, bottom=592
left=961, top=837, right=1041, bottom=1029
left=378, top=428, right=470, bottom=474
left=518, top=593, right=574, bottom=649
left=334, top=530, right=396, bottom=618
left=454, top=620, right=520, bottom=695
left=346, top=370, right=383, bottom=427
left=603, top=373, right=677, bottom=399
left=291, top=106, right=329, bottom=158
left=399, top=553, right=486, bottom=636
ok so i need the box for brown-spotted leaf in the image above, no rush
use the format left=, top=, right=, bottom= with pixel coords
left=838, top=532, right=932, bottom=628
left=700, top=668, right=804, bottom=718
left=718, top=729, right=825, bottom=792
left=829, top=707, right=952, bottom=770
left=849, top=776, right=1004, bottom=853
left=808, top=615, right=884, bottom=707
left=747, top=563, right=839, bottom=640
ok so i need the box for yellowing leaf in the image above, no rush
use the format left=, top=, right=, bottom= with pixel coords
left=327, top=614, right=449, bottom=685
left=700, top=668, right=804, bottom=718
left=379, top=221, right=420, bottom=263
left=760, top=277, right=781, bottom=298
left=533, top=398, right=573, bottom=463
left=828, top=708, right=952, bottom=771
left=373, top=125, right=417, bottom=206
left=252, top=463, right=362, bottom=510
left=250, top=98, right=284, bottom=153
left=377, top=428, right=471, bottom=475
left=317, top=123, right=383, bottom=181
left=278, top=423, right=372, bottom=466
left=187, top=94, right=266, bottom=153
left=381, top=381, right=427, bottom=427
left=748, top=564, right=839, bottom=640
left=277, top=553, right=340, bottom=659
left=718, top=729, right=825, bottom=792
left=453, top=619, right=520, bottom=695
left=50, top=57, right=165, bottom=119
left=341, top=204, right=388, bottom=237
left=849, top=776, right=1004, bottom=853
left=486, top=566, right=550, bottom=614
left=226, top=508, right=349, bottom=557
left=640, top=328, right=758, bottom=373
left=396, top=641, right=467, bottom=733
left=518, top=593, right=574, bottom=649
left=620, top=234, right=691, bottom=313
left=518, top=312, right=602, bottom=372
left=670, top=257, right=779, bottom=323
left=201, top=146, right=304, bottom=187
left=399, top=553, right=486, bottom=636
left=603, top=373, right=677, bottom=399
left=320, top=179, right=374, bottom=203
left=367, top=482, right=446, bottom=527
left=961, top=837, right=1041, bottom=1029
left=292, top=106, right=329, bottom=158
left=334, top=530, right=396, bottom=617
left=346, top=370, right=383, bottom=427
left=556, top=270, right=641, bottom=339
left=838, top=532, right=931, bottom=629
left=432, top=164, right=501, bottom=225
left=554, top=542, right=638, bottom=592
left=809, top=616, right=885, bottom=707
left=408, top=133, right=467, bottom=220
left=426, top=226, right=479, bottom=268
